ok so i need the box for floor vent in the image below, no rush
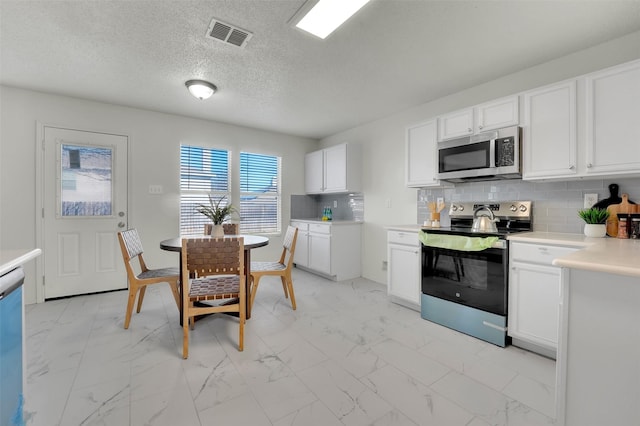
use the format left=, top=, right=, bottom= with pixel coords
left=206, top=18, right=253, bottom=48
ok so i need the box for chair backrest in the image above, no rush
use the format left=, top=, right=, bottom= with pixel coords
left=280, top=226, right=298, bottom=266
left=182, top=237, right=245, bottom=279
left=118, top=228, right=149, bottom=276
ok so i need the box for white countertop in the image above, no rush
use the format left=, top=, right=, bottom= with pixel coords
left=0, top=249, right=42, bottom=276
left=386, top=224, right=423, bottom=232
left=291, top=219, right=362, bottom=225
left=508, top=232, right=640, bottom=278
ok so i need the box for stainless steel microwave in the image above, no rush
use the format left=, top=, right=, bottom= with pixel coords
left=437, top=126, right=521, bottom=183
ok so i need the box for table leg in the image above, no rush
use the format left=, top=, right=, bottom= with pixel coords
left=245, top=249, right=252, bottom=320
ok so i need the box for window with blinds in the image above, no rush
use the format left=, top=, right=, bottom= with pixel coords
left=240, top=152, right=281, bottom=234
left=179, top=145, right=230, bottom=235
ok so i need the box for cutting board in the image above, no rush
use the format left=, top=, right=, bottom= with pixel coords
left=606, top=194, right=636, bottom=236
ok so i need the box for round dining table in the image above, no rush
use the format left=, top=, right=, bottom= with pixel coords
left=160, top=234, right=269, bottom=320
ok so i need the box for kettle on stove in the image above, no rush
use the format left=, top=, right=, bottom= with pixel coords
left=472, top=205, right=500, bottom=233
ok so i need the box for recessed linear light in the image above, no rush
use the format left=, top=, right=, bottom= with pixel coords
left=294, top=0, right=371, bottom=39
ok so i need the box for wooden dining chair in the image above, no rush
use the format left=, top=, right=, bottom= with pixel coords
left=181, top=237, right=245, bottom=358
left=249, top=226, right=298, bottom=310
left=117, top=229, right=181, bottom=329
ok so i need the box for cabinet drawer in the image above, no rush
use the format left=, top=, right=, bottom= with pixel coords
left=291, top=221, right=309, bottom=231
left=387, top=230, right=419, bottom=246
left=309, top=223, right=331, bottom=234
left=510, top=242, right=578, bottom=265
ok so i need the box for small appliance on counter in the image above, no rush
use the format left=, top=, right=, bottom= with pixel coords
left=420, top=201, right=533, bottom=347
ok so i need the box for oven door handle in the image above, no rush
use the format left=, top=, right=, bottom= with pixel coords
left=483, top=321, right=507, bottom=332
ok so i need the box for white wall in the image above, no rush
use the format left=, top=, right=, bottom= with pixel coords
left=320, top=30, right=640, bottom=285
left=0, top=87, right=317, bottom=304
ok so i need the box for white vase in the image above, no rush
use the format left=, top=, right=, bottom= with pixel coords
left=211, top=224, right=224, bottom=238
left=584, top=223, right=606, bottom=238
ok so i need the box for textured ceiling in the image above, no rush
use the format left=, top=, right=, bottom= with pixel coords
left=2, top=0, right=640, bottom=139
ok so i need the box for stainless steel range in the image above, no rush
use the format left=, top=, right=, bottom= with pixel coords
left=420, top=201, right=532, bottom=347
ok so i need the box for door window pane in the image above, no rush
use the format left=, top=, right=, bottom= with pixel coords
left=60, top=144, right=113, bottom=216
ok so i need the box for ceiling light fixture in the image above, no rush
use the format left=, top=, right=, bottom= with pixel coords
left=185, top=80, right=217, bottom=100
left=295, top=0, right=371, bottom=39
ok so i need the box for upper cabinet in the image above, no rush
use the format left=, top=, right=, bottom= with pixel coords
left=305, top=143, right=361, bottom=194
left=438, top=96, right=519, bottom=141
left=406, top=120, right=450, bottom=188
left=584, top=60, right=640, bottom=176
left=522, top=59, right=640, bottom=181
left=522, top=80, right=577, bottom=179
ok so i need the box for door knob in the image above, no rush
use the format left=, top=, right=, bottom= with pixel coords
left=118, top=222, right=126, bottom=228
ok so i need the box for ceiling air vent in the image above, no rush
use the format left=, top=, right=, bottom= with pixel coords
left=206, top=18, right=253, bottom=48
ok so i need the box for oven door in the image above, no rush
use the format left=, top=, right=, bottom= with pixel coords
left=421, top=244, right=507, bottom=316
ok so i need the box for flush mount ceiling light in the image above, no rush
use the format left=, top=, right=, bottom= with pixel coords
left=185, top=80, right=217, bottom=100
left=294, top=0, right=371, bottom=39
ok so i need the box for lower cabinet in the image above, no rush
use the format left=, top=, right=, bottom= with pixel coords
left=508, top=241, right=579, bottom=358
left=290, top=220, right=361, bottom=281
left=387, top=230, right=421, bottom=311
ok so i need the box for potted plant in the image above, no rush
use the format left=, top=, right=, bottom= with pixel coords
left=196, top=195, right=238, bottom=237
left=578, top=207, right=609, bottom=237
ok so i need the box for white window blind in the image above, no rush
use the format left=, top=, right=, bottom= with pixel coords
left=240, top=152, right=281, bottom=234
left=180, top=145, right=230, bottom=235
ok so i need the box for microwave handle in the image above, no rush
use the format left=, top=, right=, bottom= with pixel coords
left=489, top=139, right=496, bottom=168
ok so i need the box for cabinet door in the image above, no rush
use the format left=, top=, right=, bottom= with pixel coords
left=304, top=150, right=324, bottom=193
left=323, top=144, right=347, bottom=193
left=406, top=120, right=444, bottom=187
left=387, top=243, right=421, bottom=306
left=522, top=80, right=578, bottom=179
left=308, top=233, right=331, bottom=274
left=438, top=108, right=473, bottom=141
left=585, top=60, right=640, bottom=175
left=508, top=261, right=561, bottom=350
left=291, top=223, right=309, bottom=267
left=475, top=96, right=519, bottom=133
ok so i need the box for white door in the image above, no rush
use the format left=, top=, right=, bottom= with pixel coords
left=42, top=126, right=128, bottom=299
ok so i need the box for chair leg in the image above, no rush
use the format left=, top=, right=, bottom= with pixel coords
left=283, top=274, right=296, bottom=310
left=136, top=286, right=147, bottom=313
left=169, top=280, right=181, bottom=310
left=124, top=283, right=138, bottom=329
left=249, top=275, right=261, bottom=310
left=183, top=302, right=190, bottom=359
left=282, top=279, right=289, bottom=299
left=239, top=289, right=245, bottom=352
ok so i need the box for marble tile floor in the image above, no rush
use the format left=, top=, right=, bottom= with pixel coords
left=24, top=268, right=557, bottom=426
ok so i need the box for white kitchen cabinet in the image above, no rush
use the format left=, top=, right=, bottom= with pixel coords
left=290, top=221, right=309, bottom=268
left=508, top=242, right=578, bottom=358
left=522, top=80, right=578, bottom=180
left=290, top=220, right=361, bottom=281
left=304, top=143, right=361, bottom=194
left=304, top=150, right=324, bottom=194
left=584, top=59, right=640, bottom=176
left=405, top=120, right=451, bottom=188
left=387, top=230, right=421, bottom=310
left=438, top=95, right=519, bottom=141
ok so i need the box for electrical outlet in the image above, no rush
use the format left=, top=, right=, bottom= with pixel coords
left=437, top=197, right=444, bottom=206
left=333, top=200, right=337, bottom=208
left=584, top=193, right=598, bottom=208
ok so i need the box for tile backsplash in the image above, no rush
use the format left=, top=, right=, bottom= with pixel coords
left=291, top=193, right=364, bottom=221
left=418, top=178, right=640, bottom=233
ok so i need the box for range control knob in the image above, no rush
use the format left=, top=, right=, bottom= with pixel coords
left=459, top=206, right=464, bottom=211
left=451, top=205, right=458, bottom=211
left=519, top=205, right=528, bottom=212
left=510, top=205, right=517, bottom=212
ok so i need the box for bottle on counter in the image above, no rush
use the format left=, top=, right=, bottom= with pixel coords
left=617, top=213, right=629, bottom=239
left=322, top=207, right=328, bottom=221
left=630, top=214, right=640, bottom=239
left=327, top=208, right=332, bottom=221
